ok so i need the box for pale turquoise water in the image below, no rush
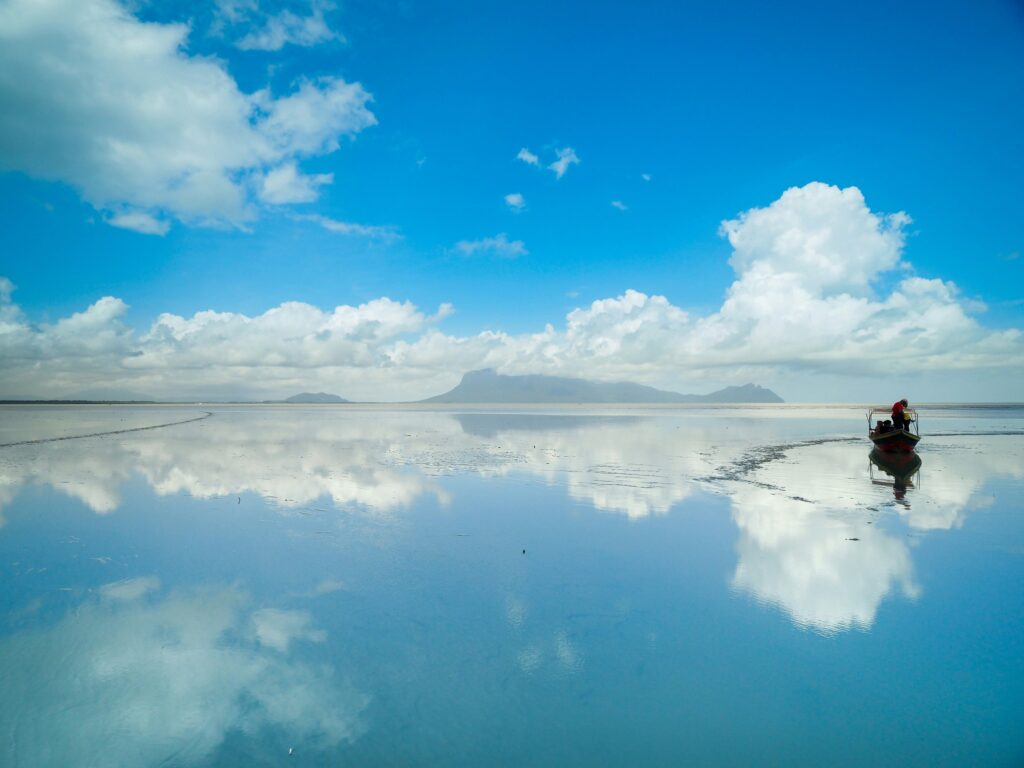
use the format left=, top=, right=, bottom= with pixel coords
left=1, top=405, right=1022, bottom=766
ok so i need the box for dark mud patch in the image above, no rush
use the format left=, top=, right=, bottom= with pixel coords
left=700, top=436, right=861, bottom=486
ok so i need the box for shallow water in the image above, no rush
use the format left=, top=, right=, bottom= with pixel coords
left=1, top=405, right=1022, bottom=766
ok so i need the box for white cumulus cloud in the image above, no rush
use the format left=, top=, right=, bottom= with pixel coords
left=259, top=162, right=333, bottom=204
left=720, top=182, right=908, bottom=296
left=1, top=183, right=1021, bottom=401
left=0, top=0, right=375, bottom=232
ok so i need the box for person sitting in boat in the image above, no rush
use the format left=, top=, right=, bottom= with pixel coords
left=872, top=418, right=895, bottom=435
left=891, top=399, right=912, bottom=431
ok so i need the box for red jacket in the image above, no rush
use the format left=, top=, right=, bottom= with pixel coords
left=892, top=401, right=905, bottom=419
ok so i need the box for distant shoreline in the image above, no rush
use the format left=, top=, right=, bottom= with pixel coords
left=2, top=400, right=1023, bottom=409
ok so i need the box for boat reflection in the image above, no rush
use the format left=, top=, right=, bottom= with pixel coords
left=869, top=448, right=922, bottom=504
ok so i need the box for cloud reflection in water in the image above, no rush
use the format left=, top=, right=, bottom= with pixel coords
left=1, top=408, right=1020, bottom=638
left=728, top=438, right=1023, bottom=632
left=0, top=578, right=366, bottom=768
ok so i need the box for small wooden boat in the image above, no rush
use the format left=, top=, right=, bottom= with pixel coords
left=867, top=407, right=920, bottom=453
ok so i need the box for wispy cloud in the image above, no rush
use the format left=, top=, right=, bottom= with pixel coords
left=455, top=233, right=527, bottom=258
left=221, top=0, right=342, bottom=51
left=516, top=148, right=540, bottom=166
left=504, top=193, right=526, bottom=212
left=296, top=214, right=400, bottom=241
left=517, top=147, right=580, bottom=179
left=641, top=173, right=652, bottom=182
left=611, top=200, right=628, bottom=211
left=548, top=147, right=580, bottom=179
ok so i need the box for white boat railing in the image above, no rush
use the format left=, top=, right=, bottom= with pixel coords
left=866, top=408, right=920, bottom=437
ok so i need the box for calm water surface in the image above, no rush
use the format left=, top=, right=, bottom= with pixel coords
left=1, top=405, right=1022, bottom=766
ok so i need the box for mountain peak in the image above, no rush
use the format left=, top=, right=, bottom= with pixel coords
left=283, top=392, right=350, bottom=404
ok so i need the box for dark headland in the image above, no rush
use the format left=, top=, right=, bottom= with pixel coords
left=420, top=369, right=783, bottom=404
left=281, top=392, right=350, bottom=404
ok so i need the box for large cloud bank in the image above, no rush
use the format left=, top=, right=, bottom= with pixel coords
left=1, top=183, right=1021, bottom=400
left=0, top=0, right=373, bottom=232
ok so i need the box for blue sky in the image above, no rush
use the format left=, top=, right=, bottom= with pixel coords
left=0, top=0, right=1022, bottom=401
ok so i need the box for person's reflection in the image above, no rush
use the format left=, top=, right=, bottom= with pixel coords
left=869, top=449, right=922, bottom=504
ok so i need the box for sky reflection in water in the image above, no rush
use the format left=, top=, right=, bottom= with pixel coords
left=1, top=406, right=1022, bottom=766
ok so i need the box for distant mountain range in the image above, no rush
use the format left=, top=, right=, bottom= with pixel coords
left=420, top=369, right=783, bottom=403
left=1, top=375, right=782, bottom=405
left=281, top=392, right=350, bottom=404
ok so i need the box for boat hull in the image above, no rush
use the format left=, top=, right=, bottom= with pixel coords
left=869, top=429, right=920, bottom=453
